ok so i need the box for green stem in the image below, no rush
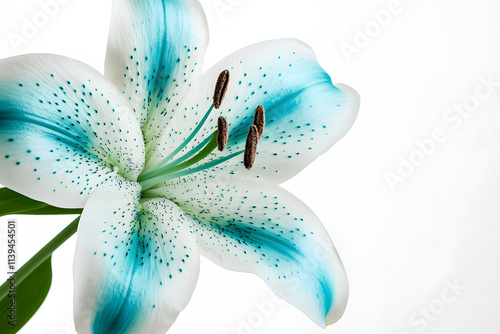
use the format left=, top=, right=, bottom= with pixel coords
left=0, top=216, right=80, bottom=299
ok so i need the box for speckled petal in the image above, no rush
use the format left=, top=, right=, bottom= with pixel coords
left=73, top=178, right=200, bottom=334
left=0, top=54, right=145, bottom=208
left=149, top=173, right=349, bottom=327
left=105, top=0, right=208, bottom=129
left=145, top=39, right=359, bottom=184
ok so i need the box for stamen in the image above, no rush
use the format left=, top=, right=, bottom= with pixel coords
left=244, top=125, right=259, bottom=169
left=142, top=71, right=232, bottom=176
left=213, top=70, right=230, bottom=109
left=217, top=116, right=229, bottom=151
left=253, top=105, right=265, bottom=139
left=139, top=110, right=262, bottom=189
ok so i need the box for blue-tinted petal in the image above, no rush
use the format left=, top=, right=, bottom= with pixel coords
left=145, top=39, right=359, bottom=184
left=106, top=0, right=208, bottom=129
left=150, top=173, right=349, bottom=327
left=0, top=54, right=144, bottom=208
left=73, top=179, right=200, bottom=334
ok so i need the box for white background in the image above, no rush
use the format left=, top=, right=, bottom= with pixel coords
left=0, top=0, right=499, bottom=333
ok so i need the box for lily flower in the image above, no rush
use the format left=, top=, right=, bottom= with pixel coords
left=0, top=0, right=359, bottom=333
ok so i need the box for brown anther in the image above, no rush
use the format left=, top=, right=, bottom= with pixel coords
left=244, top=125, right=259, bottom=170
left=217, top=116, right=229, bottom=151
left=253, top=105, right=265, bottom=140
left=213, top=70, right=230, bottom=109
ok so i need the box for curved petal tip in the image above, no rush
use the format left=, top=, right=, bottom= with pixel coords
left=334, top=82, right=361, bottom=134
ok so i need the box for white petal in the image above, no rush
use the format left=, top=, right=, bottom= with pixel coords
left=144, top=39, right=359, bottom=184
left=0, top=54, right=144, bottom=208
left=105, top=0, right=209, bottom=129
left=149, top=174, right=349, bottom=327
left=73, top=179, right=200, bottom=334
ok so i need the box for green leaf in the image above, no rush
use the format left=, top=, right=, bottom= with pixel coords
left=0, top=188, right=81, bottom=332
left=0, top=217, right=80, bottom=333
left=0, top=188, right=82, bottom=216
left=0, top=257, right=53, bottom=334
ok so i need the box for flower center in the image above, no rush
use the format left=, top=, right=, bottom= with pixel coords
left=137, top=70, right=265, bottom=191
